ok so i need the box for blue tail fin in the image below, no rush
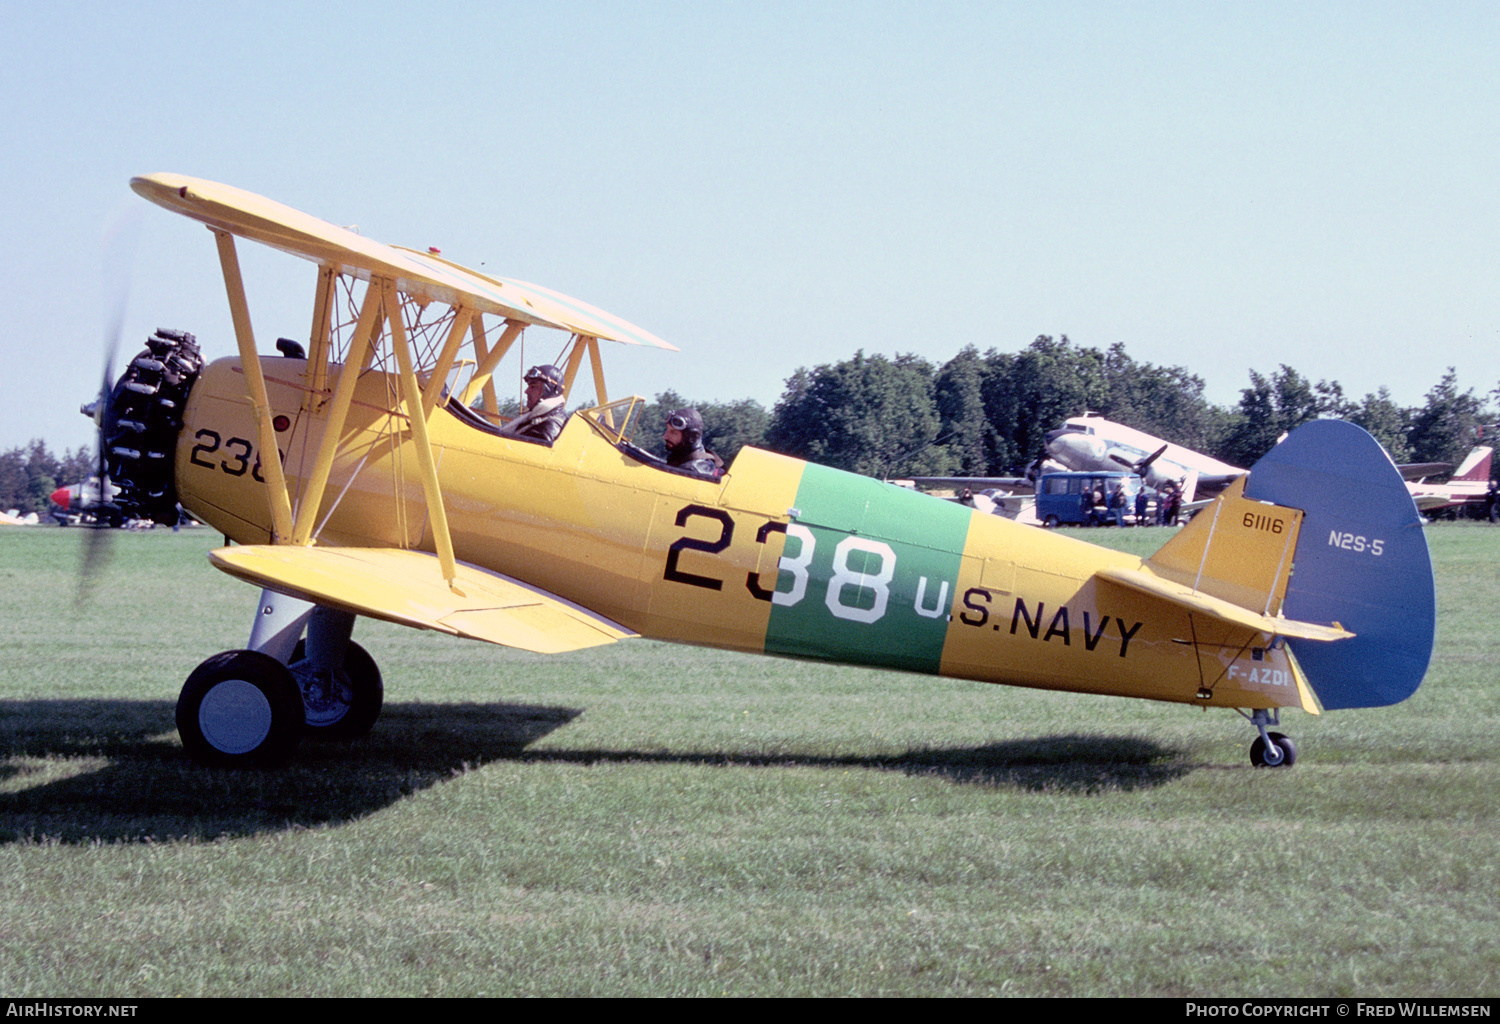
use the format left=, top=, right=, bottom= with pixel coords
left=1243, top=420, right=1435, bottom=709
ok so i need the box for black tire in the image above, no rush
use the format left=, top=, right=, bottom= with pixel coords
left=177, top=650, right=303, bottom=767
left=1250, top=731, right=1297, bottom=768
left=288, top=639, right=383, bottom=740
left=1044, top=515, right=1060, bottom=529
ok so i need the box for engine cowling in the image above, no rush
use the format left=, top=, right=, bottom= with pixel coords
left=99, top=329, right=203, bottom=524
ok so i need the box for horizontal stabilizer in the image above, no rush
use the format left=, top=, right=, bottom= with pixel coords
left=209, top=546, right=636, bottom=654
left=1095, top=567, right=1353, bottom=642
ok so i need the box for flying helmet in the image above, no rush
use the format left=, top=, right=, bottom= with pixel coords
left=524, top=364, right=564, bottom=399
left=667, top=407, right=703, bottom=446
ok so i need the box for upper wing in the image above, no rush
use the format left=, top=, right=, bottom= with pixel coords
left=907, top=476, right=1035, bottom=494
left=209, top=546, right=637, bottom=654
left=130, top=172, right=676, bottom=350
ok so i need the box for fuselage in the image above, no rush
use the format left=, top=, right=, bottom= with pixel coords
left=176, top=357, right=1307, bottom=711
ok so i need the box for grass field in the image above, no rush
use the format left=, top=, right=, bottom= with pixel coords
left=0, top=523, right=1495, bottom=997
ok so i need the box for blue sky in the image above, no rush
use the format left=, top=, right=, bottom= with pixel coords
left=4, top=1, right=1497, bottom=454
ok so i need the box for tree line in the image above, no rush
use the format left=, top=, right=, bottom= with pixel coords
left=0, top=442, right=94, bottom=517
left=668, top=336, right=1497, bottom=481
left=6, top=335, right=1494, bottom=515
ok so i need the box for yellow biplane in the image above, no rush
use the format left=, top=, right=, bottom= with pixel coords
left=95, top=173, right=1436, bottom=769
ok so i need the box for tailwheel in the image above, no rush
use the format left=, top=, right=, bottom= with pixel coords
left=1250, top=731, right=1297, bottom=768
left=177, top=650, right=304, bottom=767
left=288, top=638, right=384, bottom=740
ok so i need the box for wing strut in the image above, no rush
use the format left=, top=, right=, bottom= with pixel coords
left=585, top=335, right=609, bottom=406
left=382, top=278, right=458, bottom=586
left=213, top=229, right=295, bottom=543
left=561, top=335, right=588, bottom=398
left=291, top=282, right=383, bottom=547
left=419, top=305, right=475, bottom=416
left=304, top=264, right=336, bottom=410
left=458, top=319, right=524, bottom=414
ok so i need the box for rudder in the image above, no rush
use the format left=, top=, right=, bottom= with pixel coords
left=1243, top=420, right=1435, bottom=709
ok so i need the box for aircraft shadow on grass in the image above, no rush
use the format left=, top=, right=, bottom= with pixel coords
left=0, top=699, right=1191, bottom=844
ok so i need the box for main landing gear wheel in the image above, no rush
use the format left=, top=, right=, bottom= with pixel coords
left=1250, top=731, right=1297, bottom=768
left=177, top=650, right=304, bottom=767
left=288, top=638, right=384, bottom=740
